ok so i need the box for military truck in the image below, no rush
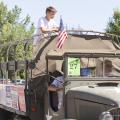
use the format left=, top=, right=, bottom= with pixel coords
left=0, top=30, right=120, bottom=120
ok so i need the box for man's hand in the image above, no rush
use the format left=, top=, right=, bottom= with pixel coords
left=57, top=87, right=64, bottom=91
left=51, top=27, right=59, bottom=32
left=48, top=86, right=57, bottom=92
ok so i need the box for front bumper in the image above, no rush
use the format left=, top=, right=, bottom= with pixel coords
left=100, top=107, right=120, bottom=120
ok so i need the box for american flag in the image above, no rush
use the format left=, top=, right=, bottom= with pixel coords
left=56, top=18, right=68, bottom=49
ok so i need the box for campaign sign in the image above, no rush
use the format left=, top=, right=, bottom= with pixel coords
left=68, top=57, right=80, bottom=76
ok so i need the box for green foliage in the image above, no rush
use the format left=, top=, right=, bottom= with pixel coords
left=0, top=2, right=35, bottom=62
left=106, top=8, right=120, bottom=35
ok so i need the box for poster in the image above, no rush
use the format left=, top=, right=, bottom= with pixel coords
left=11, top=86, right=19, bottom=110
left=0, top=84, right=6, bottom=105
left=0, top=84, right=26, bottom=112
left=67, top=57, right=80, bottom=76
left=5, top=85, right=12, bottom=108
left=17, top=86, right=26, bottom=112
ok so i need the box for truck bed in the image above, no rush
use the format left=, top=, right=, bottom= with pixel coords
left=0, top=104, right=26, bottom=116
left=0, top=84, right=26, bottom=115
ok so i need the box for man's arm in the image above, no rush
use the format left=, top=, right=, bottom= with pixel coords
left=40, top=27, right=58, bottom=33
left=48, top=85, right=63, bottom=92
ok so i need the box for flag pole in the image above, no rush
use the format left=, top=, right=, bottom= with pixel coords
left=60, top=15, right=62, bottom=19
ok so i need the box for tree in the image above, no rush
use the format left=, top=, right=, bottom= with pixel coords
left=106, top=8, right=120, bottom=35
left=0, top=2, right=35, bottom=62
left=0, top=2, right=35, bottom=79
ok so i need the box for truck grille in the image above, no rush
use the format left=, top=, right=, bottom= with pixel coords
left=110, top=108, right=120, bottom=120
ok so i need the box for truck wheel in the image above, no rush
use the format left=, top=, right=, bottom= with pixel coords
left=13, top=115, right=30, bottom=120
left=0, top=110, right=11, bottom=120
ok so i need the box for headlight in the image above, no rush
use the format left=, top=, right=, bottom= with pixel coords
left=99, top=111, right=113, bottom=120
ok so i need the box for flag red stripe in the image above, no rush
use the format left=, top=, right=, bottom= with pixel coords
left=57, top=31, right=67, bottom=45
left=58, top=35, right=67, bottom=48
left=56, top=19, right=68, bottom=49
left=57, top=35, right=67, bottom=48
left=57, top=33, right=67, bottom=48
left=56, top=32, right=65, bottom=47
left=58, top=31, right=66, bottom=40
left=57, top=33, right=68, bottom=48
left=57, top=33, right=66, bottom=46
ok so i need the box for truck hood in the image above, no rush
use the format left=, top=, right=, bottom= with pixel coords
left=68, top=86, right=120, bottom=107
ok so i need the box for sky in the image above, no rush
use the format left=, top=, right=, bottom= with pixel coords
left=1, top=0, right=120, bottom=32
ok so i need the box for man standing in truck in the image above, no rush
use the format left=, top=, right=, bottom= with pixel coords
left=48, top=63, right=64, bottom=111
left=33, top=6, right=58, bottom=47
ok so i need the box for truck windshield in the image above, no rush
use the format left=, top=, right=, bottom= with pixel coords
left=66, top=57, right=120, bottom=78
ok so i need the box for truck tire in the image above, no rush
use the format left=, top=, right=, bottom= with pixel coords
left=13, top=115, right=30, bottom=120
left=0, top=109, right=11, bottom=120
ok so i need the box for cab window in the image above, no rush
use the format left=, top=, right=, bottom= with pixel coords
left=66, top=57, right=120, bottom=77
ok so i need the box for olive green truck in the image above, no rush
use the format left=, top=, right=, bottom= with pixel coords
left=0, top=31, right=120, bottom=120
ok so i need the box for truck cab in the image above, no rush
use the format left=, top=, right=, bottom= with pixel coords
left=45, top=50, right=120, bottom=120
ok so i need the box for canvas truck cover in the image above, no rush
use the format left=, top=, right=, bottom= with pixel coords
left=32, top=34, right=120, bottom=77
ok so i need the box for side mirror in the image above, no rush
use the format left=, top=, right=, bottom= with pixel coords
left=28, top=61, right=36, bottom=69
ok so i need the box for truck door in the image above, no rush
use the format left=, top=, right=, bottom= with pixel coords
left=25, top=74, right=49, bottom=120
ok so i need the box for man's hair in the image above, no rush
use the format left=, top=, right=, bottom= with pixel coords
left=46, top=6, right=57, bottom=14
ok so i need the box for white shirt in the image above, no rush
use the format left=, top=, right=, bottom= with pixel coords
left=51, top=76, right=64, bottom=109
left=33, top=17, right=58, bottom=45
